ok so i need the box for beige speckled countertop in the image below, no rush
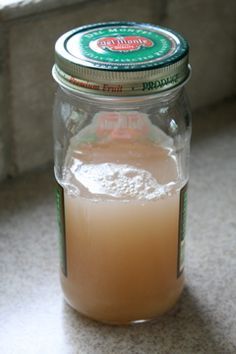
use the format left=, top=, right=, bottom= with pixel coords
left=0, top=101, right=236, bottom=354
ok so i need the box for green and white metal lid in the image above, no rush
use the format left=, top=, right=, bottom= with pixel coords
left=53, top=21, right=190, bottom=96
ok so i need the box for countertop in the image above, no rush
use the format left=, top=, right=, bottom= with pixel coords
left=0, top=101, right=236, bottom=354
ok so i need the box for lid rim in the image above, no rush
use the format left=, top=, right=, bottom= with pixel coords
left=52, top=65, right=191, bottom=98
left=55, top=51, right=188, bottom=72
left=52, top=63, right=191, bottom=96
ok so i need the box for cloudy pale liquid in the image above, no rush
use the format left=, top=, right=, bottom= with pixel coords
left=60, top=140, right=184, bottom=324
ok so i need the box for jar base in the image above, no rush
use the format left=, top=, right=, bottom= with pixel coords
left=63, top=290, right=183, bottom=326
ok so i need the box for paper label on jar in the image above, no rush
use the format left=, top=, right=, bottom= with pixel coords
left=55, top=181, right=67, bottom=276
left=177, top=183, right=188, bottom=277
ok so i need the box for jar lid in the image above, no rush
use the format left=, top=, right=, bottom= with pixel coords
left=53, top=21, right=190, bottom=96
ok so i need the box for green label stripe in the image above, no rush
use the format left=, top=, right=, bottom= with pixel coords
left=55, top=181, right=67, bottom=276
left=177, top=184, right=188, bottom=277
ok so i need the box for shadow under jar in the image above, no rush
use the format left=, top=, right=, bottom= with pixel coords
left=52, top=21, right=192, bottom=325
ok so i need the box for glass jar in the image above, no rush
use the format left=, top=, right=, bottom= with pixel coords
left=52, top=22, right=191, bottom=325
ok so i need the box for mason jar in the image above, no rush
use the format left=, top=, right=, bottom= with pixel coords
left=52, top=21, right=192, bottom=324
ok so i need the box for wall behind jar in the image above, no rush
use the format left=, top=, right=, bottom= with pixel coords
left=0, top=0, right=235, bottom=180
